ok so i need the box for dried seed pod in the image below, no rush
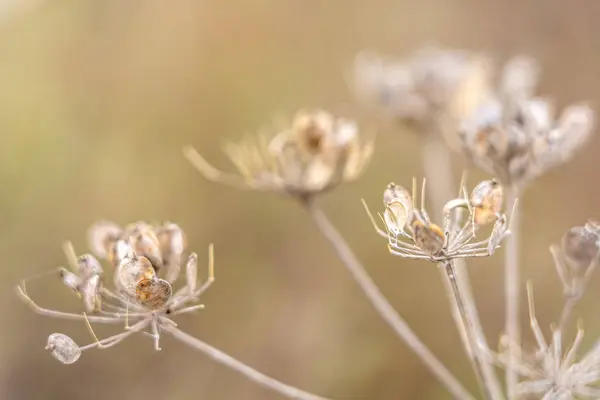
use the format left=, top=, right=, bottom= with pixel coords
left=87, top=221, right=122, bottom=260
left=412, top=217, right=445, bottom=255
left=126, top=226, right=163, bottom=271
left=76, top=254, right=103, bottom=280
left=186, top=253, right=198, bottom=294
left=59, top=268, right=83, bottom=292
left=81, top=274, right=102, bottom=313
left=157, top=223, right=187, bottom=282
left=292, top=110, right=334, bottom=155
left=135, top=278, right=173, bottom=310
left=46, top=333, right=81, bottom=364
left=487, top=216, right=508, bottom=255
left=470, top=179, right=503, bottom=225
left=114, top=256, right=156, bottom=294
left=382, top=183, right=414, bottom=235
left=562, top=225, right=600, bottom=271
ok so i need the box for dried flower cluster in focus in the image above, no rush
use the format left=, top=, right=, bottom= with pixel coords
left=18, top=221, right=214, bottom=364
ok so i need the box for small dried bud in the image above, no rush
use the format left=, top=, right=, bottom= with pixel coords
left=470, top=180, right=503, bottom=225
left=412, top=215, right=445, bottom=255
left=87, top=221, right=122, bottom=260
left=135, top=278, right=172, bottom=310
left=46, top=333, right=81, bottom=364
left=383, top=183, right=413, bottom=235
left=76, top=254, right=103, bottom=280
left=562, top=225, right=600, bottom=271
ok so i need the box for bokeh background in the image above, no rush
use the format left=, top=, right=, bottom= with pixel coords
left=0, top=1, right=599, bottom=399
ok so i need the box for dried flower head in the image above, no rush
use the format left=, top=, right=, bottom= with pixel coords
left=183, top=109, right=374, bottom=200
left=348, top=45, right=476, bottom=130
left=455, top=55, right=596, bottom=190
left=489, top=282, right=600, bottom=400
left=363, top=177, right=514, bottom=263
left=16, top=221, right=215, bottom=361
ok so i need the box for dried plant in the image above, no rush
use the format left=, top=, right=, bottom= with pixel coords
left=16, top=42, right=600, bottom=400
left=17, top=221, right=329, bottom=400
left=486, top=222, right=600, bottom=399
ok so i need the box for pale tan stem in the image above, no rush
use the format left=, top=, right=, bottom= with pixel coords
left=421, top=133, right=504, bottom=400
left=504, top=188, right=520, bottom=399
left=163, top=324, right=331, bottom=400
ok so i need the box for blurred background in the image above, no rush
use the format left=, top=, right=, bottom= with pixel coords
left=0, top=1, right=599, bottom=399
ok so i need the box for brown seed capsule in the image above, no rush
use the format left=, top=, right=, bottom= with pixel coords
left=412, top=218, right=445, bottom=255
left=135, top=278, right=173, bottom=310
left=46, top=333, right=81, bottom=364
left=562, top=225, right=600, bottom=271
left=470, top=179, right=503, bottom=225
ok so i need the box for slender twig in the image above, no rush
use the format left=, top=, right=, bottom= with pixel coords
left=443, top=260, right=493, bottom=400
left=162, top=322, right=331, bottom=400
left=421, top=132, right=504, bottom=400
left=304, top=201, right=475, bottom=400
left=504, top=187, right=521, bottom=399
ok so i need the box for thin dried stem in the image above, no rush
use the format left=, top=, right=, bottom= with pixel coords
left=421, top=132, right=504, bottom=399
left=505, top=187, right=521, bottom=399
left=444, top=260, right=493, bottom=400
left=305, top=201, right=475, bottom=400
left=162, top=323, right=330, bottom=400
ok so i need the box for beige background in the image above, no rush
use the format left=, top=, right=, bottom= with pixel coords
left=0, top=1, right=599, bottom=399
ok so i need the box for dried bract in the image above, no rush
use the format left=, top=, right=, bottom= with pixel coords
left=46, top=333, right=81, bottom=364
left=184, top=109, right=373, bottom=200
left=456, top=55, right=596, bottom=189
left=363, top=178, right=513, bottom=263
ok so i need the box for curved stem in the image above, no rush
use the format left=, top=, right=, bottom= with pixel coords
left=163, top=323, right=330, bottom=400
left=305, top=202, right=475, bottom=400
left=504, top=188, right=520, bottom=399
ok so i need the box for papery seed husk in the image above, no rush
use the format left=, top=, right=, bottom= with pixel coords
left=77, top=254, right=103, bottom=280
left=412, top=220, right=445, bottom=255
left=46, top=333, right=81, bottom=364
left=186, top=253, right=198, bottom=294
left=59, top=268, right=83, bottom=292
left=87, top=221, right=122, bottom=260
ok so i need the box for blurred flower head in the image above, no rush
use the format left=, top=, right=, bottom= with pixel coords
left=184, top=109, right=374, bottom=200
left=454, top=55, right=596, bottom=190
left=348, top=45, right=477, bottom=132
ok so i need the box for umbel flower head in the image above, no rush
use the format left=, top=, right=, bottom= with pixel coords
left=16, top=221, right=215, bottom=363
left=347, top=45, right=477, bottom=130
left=489, top=282, right=600, bottom=400
left=363, top=177, right=513, bottom=263
left=453, top=55, right=596, bottom=190
left=183, top=109, right=374, bottom=201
